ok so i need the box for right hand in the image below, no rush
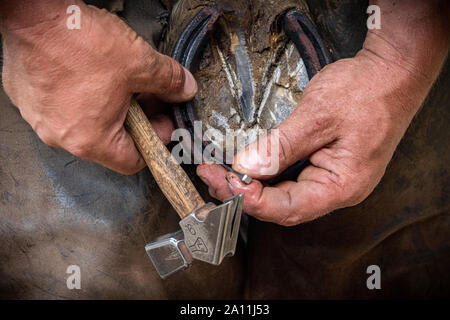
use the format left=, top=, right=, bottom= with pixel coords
left=1, top=2, right=197, bottom=174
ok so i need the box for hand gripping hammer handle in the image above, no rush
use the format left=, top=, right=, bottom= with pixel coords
left=124, top=99, right=205, bottom=218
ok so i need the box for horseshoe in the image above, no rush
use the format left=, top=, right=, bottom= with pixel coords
left=171, top=7, right=332, bottom=184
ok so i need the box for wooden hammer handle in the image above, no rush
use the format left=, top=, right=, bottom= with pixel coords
left=125, top=99, right=205, bottom=219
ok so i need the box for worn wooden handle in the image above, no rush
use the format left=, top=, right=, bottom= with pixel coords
left=125, top=99, right=205, bottom=219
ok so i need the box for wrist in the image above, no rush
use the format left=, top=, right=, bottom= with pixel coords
left=357, top=0, right=449, bottom=117
left=356, top=43, right=436, bottom=118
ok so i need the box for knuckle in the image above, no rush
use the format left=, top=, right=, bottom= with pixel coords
left=151, top=53, right=184, bottom=94
left=342, top=190, right=367, bottom=208
left=246, top=192, right=261, bottom=210
left=278, top=129, right=294, bottom=165
left=334, top=173, right=368, bottom=207
left=168, top=61, right=184, bottom=93
left=144, top=47, right=158, bottom=70
left=246, top=192, right=267, bottom=217
left=280, top=199, right=312, bottom=226
left=311, top=113, right=335, bottom=135
left=137, top=43, right=158, bottom=73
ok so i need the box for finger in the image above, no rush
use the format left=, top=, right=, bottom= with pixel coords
left=95, top=102, right=174, bottom=173
left=224, top=173, right=294, bottom=224
left=232, top=89, right=338, bottom=179
left=149, top=113, right=175, bottom=145
left=89, top=5, right=195, bottom=102
left=197, top=163, right=234, bottom=201
left=65, top=125, right=146, bottom=175
left=197, top=159, right=340, bottom=223
left=198, top=160, right=358, bottom=226
left=64, top=113, right=174, bottom=175
left=100, top=126, right=146, bottom=175
left=130, top=43, right=197, bottom=103
left=137, top=93, right=167, bottom=116
left=136, top=94, right=175, bottom=144
left=225, top=163, right=358, bottom=226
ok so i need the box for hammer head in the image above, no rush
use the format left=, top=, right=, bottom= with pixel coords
left=180, top=193, right=244, bottom=265
left=145, top=193, right=244, bottom=278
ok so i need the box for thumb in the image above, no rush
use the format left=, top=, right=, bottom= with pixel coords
left=233, top=97, right=337, bottom=179
left=130, top=44, right=197, bottom=103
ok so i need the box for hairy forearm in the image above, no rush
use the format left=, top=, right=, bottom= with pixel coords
left=361, top=0, right=449, bottom=108
left=0, top=0, right=81, bottom=32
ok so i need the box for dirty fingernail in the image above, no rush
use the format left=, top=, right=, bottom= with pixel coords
left=183, top=68, right=197, bottom=97
left=225, top=173, right=238, bottom=195
left=225, top=172, right=235, bottom=184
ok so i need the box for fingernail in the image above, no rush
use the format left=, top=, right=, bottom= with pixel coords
left=225, top=172, right=234, bottom=184
left=225, top=173, right=238, bottom=195
left=183, top=68, right=197, bottom=97
left=234, top=148, right=267, bottom=175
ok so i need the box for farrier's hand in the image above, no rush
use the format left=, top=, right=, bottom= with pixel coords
left=197, top=0, right=449, bottom=225
left=199, top=54, right=424, bottom=225
left=1, top=1, right=196, bottom=174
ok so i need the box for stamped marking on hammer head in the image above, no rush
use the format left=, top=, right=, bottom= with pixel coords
left=146, top=193, right=244, bottom=278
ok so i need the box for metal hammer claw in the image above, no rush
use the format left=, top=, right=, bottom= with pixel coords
left=146, top=194, right=243, bottom=278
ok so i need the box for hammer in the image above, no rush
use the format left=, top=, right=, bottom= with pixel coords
left=124, top=100, right=244, bottom=279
